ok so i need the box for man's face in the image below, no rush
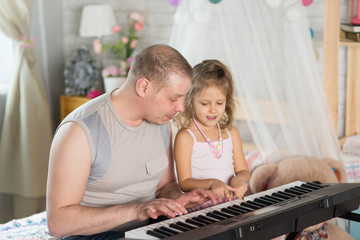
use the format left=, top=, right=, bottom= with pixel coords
left=145, top=74, right=191, bottom=125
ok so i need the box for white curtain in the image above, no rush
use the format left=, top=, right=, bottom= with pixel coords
left=0, top=0, right=52, bottom=222
left=169, top=0, right=340, bottom=164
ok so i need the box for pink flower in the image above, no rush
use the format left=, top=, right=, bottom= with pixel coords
left=112, top=25, right=121, bottom=33
left=122, top=36, right=129, bottom=44
left=134, top=22, right=143, bottom=31
left=126, top=56, right=134, bottom=65
left=93, top=39, right=102, bottom=54
left=129, top=12, right=145, bottom=24
left=87, top=89, right=102, bottom=99
left=102, top=65, right=119, bottom=77
left=130, top=39, right=137, bottom=49
left=119, top=68, right=127, bottom=76
left=101, top=69, right=109, bottom=78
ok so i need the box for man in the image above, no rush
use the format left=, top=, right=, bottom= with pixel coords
left=46, top=44, right=218, bottom=238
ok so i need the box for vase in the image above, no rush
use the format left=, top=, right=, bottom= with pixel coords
left=103, top=77, right=126, bottom=92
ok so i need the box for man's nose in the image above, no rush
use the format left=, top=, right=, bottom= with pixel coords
left=176, top=101, right=185, bottom=113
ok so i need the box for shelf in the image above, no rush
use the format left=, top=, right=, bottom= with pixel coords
left=339, top=30, right=360, bottom=46
left=324, top=0, right=360, bottom=137
left=60, top=95, right=90, bottom=121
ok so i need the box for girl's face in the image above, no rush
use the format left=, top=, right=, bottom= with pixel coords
left=192, top=86, right=226, bottom=127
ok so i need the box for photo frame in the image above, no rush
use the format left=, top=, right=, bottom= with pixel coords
left=64, top=46, right=100, bottom=96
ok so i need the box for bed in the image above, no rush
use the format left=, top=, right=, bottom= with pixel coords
left=0, top=211, right=52, bottom=239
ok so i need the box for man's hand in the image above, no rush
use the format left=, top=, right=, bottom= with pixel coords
left=175, top=188, right=221, bottom=209
left=135, top=198, right=188, bottom=221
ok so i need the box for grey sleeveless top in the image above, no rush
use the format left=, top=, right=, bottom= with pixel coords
left=58, top=92, right=170, bottom=230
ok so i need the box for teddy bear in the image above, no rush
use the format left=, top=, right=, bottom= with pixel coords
left=248, top=155, right=354, bottom=240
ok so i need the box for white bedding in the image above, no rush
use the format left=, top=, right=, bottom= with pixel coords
left=0, top=211, right=54, bottom=239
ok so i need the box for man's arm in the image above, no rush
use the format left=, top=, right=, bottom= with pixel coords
left=46, top=122, right=143, bottom=237
left=46, top=122, right=192, bottom=237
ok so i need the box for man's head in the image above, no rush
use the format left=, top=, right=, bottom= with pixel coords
left=128, top=44, right=193, bottom=91
left=128, top=44, right=193, bottom=124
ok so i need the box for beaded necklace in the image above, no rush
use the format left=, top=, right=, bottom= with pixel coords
left=193, top=116, right=223, bottom=159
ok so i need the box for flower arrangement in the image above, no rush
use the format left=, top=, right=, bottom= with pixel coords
left=95, top=12, right=145, bottom=77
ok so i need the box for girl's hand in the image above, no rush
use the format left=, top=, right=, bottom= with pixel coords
left=230, top=182, right=248, bottom=199
left=210, top=180, right=234, bottom=201
left=176, top=188, right=221, bottom=209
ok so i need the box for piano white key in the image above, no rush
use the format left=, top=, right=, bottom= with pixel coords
left=126, top=224, right=158, bottom=239
left=126, top=181, right=306, bottom=239
left=126, top=199, right=246, bottom=238
left=244, top=181, right=304, bottom=201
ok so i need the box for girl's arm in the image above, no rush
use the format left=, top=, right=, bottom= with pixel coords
left=229, top=126, right=251, bottom=199
left=174, top=129, right=233, bottom=200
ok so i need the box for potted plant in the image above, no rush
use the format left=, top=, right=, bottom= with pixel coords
left=101, top=65, right=127, bottom=92
left=94, top=12, right=145, bottom=92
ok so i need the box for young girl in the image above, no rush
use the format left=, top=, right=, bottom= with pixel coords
left=174, top=59, right=250, bottom=202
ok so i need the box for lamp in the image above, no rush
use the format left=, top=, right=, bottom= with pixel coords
left=79, top=4, right=117, bottom=38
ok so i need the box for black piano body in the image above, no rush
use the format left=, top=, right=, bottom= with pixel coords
left=124, top=181, right=360, bottom=240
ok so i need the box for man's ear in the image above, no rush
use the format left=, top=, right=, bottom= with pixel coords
left=136, top=78, right=151, bottom=97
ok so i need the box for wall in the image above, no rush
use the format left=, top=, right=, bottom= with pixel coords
left=39, top=0, right=349, bottom=136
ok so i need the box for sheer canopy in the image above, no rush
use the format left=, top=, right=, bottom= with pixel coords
left=169, top=0, right=340, bottom=164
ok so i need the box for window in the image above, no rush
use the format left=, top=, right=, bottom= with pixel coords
left=0, top=31, right=14, bottom=91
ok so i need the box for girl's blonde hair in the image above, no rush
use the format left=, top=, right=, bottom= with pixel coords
left=174, top=59, right=235, bottom=129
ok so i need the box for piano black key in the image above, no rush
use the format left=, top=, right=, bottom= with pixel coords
left=293, top=186, right=312, bottom=193
left=232, top=204, right=253, bottom=212
left=247, top=200, right=268, bottom=208
left=159, top=226, right=180, bottom=235
left=153, top=228, right=173, bottom=237
left=301, top=184, right=319, bottom=191
left=193, top=216, right=212, bottom=225
left=304, top=182, right=324, bottom=190
left=228, top=205, right=248, bottom=214
left=176, top=221, right=196, bottom=230
left=272, top=192, right=291, bottom=200
left=185, top=218, right=206, bottom=227
left=169, top=223, right=189, bottom=232
left=221, top=207, right=241, bottom=216
left=146, top=230, right=167, bottom=239
left=198, top=215, right=217, bottom=223
left=241, top=201, right=261, bottom=210
left=213, top=210, right=233, bottom=218
left=255, top=197, right=275, bottom=205
left=278, top=191, right=298, bottom=198
left=264, top=194, right=284, bottom=202
left=206, top=212, right=226, bottom=220
left=261, top=195, right=281, bottom=203
left=285, top=188, right=304, bottom=195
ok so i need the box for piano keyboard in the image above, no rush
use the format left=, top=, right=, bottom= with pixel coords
left=125, top=181, right=314, bottom=239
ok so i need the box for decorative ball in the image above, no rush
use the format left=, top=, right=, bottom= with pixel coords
left=168, top=0, right=179, bottom=7
left=208, top=0, right=222, bottom=4
left=309, top=27, right=314, bottom=39
left=302, top=0, right=313, bottom=7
